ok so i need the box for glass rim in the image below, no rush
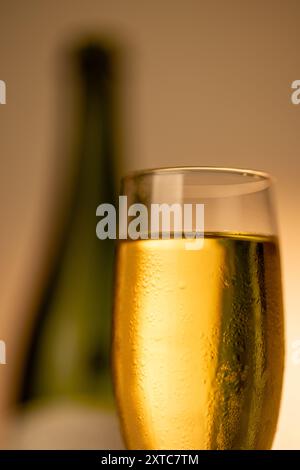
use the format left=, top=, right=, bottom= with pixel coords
left=122, top=166, right=274, bottom=185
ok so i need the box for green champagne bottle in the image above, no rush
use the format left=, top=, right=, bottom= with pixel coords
left=13, top=42, right=122, bottom=448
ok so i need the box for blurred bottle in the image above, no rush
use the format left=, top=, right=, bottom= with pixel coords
left=10, top=42, right=123, bottom=449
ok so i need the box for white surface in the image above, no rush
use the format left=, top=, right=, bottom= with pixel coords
left=9, top=403, right=124, bottom=450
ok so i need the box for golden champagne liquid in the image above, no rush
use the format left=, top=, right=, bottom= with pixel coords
left=112, top=233, right=284, bottom=450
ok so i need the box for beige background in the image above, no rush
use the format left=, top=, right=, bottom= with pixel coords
left=0, top=0, right=300, bottom=449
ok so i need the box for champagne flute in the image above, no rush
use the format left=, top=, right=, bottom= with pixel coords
left=112, top=167, right=284, bottom=450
